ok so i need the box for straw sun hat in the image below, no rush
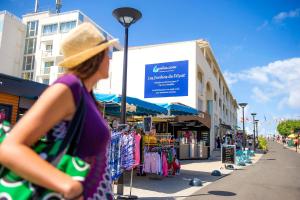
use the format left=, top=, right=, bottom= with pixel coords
left=58, top=22, right=118, bottom=68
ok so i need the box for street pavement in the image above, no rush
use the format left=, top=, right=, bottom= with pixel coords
left=114, top=149, right=263, bottom=199
left=184, top=141, right=300, bottom=200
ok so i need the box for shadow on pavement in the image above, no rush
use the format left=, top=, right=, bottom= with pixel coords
left=208, top=190, right=236, bottom=196
left=122, top=169, right=227, bottom=194
left=266, top=158, right=276, bottom=160
left=138, top=193, right=211, bottom=199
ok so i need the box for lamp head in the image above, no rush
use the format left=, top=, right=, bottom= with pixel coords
left=113, top=7, right=142, bottom=28
left=238, top=103, right=248, bottom=108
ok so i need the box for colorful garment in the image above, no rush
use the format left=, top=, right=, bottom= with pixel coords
left=134, top=133, right=141, bottom=166
left=54, top=74, right=113, bottom=200
left=120, top=132, right=135, bottom=170
left=162, top=153, right=168, bottom=177
left=110, top=131, right=122, bottom=180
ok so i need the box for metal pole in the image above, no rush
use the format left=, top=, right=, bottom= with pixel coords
left=255, top=121, right=258, bottom=140
left=121, top=27, right=129, bottom=124
left=242, top=107, right=245, bottom=149
left=117, top=26, right=129, bottom=195
left=252, top=115, right=256, bottom=151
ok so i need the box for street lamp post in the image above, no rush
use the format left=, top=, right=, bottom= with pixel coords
left=113, top=7, right=142, bottom=196
left=239, top=103, right=247, bottom=149
left=255, top=120, right=259, bottom=138
left=251, top=113, right=257, bottom=151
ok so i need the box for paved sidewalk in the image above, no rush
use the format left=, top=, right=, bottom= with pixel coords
left=276, top=141, right=300, bottom=154
left=185, top=141, right=300, bottom=200
left=113, top=151, right=263, bottom=199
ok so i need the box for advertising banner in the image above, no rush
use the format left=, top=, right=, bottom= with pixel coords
left=144, top=60, right=188, bottom=98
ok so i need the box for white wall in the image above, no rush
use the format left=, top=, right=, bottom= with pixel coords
left=23, top=11, right=80, bottom=83
left=99, top=41, right=198, bottom=107
left=0, top=11, right=25, bottom=76
left=22, top=10, right=121, bottom=84
left=99, top=39, right=238, bottom=152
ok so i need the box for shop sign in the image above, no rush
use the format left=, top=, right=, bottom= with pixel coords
left=144, top=60, right=188, bottom=98
left=221, top=145, right=236, bottom=164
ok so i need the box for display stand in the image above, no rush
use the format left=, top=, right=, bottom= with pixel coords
left=117, top=124, right=138, bottom=199
left=117, top=169, right=138, bottom=199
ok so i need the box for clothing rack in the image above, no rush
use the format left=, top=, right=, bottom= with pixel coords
left=114, top=124, right=138, bottom=200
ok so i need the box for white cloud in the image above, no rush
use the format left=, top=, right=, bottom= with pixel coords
left=223, top=71, right=239, bottom=86
left=256, top=20, right=269, bottom=31
left=226, top=57, right=300, bottom=109
left=252, top=87, right=270, bottom=103
left=273, top=8, right=300, bottom=22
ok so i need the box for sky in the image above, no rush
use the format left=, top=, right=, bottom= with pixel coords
left=1, top=0, right=300, bottom=135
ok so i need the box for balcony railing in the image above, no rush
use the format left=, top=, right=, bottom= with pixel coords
left=42, top=50, right=53, bottom=57
left=40, top=67, right=50, bottom=75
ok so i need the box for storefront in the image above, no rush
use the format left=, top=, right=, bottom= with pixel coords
left=95, top=93, right=212, bottom=160
left=219, top=123, right=234, bottom=144
left=170, top=114, right=211, bottom=159
left=0, top=73, right=47, bottom=124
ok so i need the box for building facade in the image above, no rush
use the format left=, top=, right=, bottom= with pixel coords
left=99, top=40, right=238, bottom=150
left=0, top=11, right=26, bottom=77
left=21, top=10, right=121, bottom=85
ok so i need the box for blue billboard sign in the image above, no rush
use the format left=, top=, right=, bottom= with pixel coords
left=144, top=60, right=188, bottom=98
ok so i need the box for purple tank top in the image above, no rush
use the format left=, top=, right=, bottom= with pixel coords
left=54, top=74, right=113, bottom=200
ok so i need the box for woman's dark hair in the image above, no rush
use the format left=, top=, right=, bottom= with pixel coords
left=66, top=50, right=107, bottom=111
left=66, top=50, right=105, bottom=80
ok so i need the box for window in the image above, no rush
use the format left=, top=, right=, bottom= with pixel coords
left=60, top=21, right=76, bottom=33
left=78, top=13, right=84, bottom=22
left=197, top=71, right=203, bottom=83
left=44, top=61, right=54, bottom=74
left=42, top=24, right=58, bottom=35
left=26, top=21, right=38, bottom=37
left=44, top=61, right=54, bottom=68
left=42, top=78, right=49, bottom=85
left=214, top=91, right=217, bottom=101
left=213, top=68, right=218, bottom=79
left=23, top=56, right=35, bottom=71
left=46, top=44, right=53, bottom=51
left=24, top=38, right=37, bottom=54
left=22, top=72, right=34, bottom=80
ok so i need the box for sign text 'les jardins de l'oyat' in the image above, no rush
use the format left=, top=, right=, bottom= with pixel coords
left=144, top=60, right=188, bottom=98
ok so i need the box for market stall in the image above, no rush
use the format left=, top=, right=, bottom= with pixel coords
left=0, top=73, right=47, bottom=124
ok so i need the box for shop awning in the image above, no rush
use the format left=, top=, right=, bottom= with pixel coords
left=95, top=93, right=168, bottom=116
left=0, top=73, right=47, bottom=99
left=175, top=114, right=211, bottom=129
left=220, top=123, right=232, bottom=130
left=157, top=102, right=199, bottom=115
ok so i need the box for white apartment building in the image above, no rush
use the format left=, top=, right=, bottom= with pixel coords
left=21, top=10, right=121, bottom=85
left=0, top=11, right=26, bottom=76
left=100, top=40, right=238, bottom=150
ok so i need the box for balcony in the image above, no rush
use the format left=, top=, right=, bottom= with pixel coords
left=42, top=50, right=54, bottom=58
left=40, top=67, right=50, bottom=75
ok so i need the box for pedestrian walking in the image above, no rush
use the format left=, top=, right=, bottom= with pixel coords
left=0, top=22, right=117, bottom=199
left=217, top=136, right=221, bottom=148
